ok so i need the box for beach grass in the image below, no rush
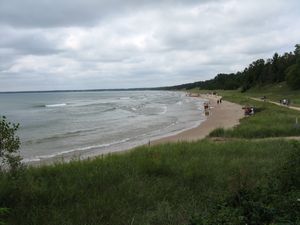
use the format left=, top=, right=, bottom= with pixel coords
left=1, top=139, right=299, bottom=225
left=246, top=82, right=300, bottom=106
left=190, top=82, right=300, bottom=107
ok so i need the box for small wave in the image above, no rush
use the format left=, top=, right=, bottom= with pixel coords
left=120, top=97, right=130, bottom=100
left=22, top=138, right=131, bottom=163
left=45, top=103, right=67, bottom=108
left=160, top=105, right=168, bottom=115
left=72, top=101, right=115, bottom=108
left=102, top=107, right=117, bottom=112
left=24, top=127, right=102, bottom=144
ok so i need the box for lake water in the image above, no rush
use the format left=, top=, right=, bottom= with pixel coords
left=0, top=91, right=205, bottom=162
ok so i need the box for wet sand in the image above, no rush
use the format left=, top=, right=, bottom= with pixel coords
left=153, top=94, right=244, bottom=144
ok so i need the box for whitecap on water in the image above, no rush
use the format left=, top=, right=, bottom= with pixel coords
left=45, top=103, right=67, bottom=108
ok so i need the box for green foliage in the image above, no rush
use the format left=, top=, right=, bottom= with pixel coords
left=0, top=208, right=9, bottom=225
left=295, top=44, right=300, bottom=63
left=208, top=128, right=225, bottom=137
left=0, top=140, right=299, bottom=224
left=0, top=116, right=22, bottom=172
left=248, top=82, right=300, bottom=105
left=163, top=73, right=244, bottom=91
left=164, top=44, right=299, bottom=92
left=286, top=64, right=300, bottom=90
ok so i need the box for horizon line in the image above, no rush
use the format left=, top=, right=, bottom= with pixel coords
left=0, top=87, right=166, bottom=94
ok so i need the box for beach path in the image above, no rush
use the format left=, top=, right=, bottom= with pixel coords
left=250, top=97, right=300, bottom=112
left=153, top=95, right=244, bottom=144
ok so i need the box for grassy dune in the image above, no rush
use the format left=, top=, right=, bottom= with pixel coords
left=0, top=140, right=300, bottom=225
left=246, top=82, right=300, bottom=106
left=1, top=88, right=300, bottom=225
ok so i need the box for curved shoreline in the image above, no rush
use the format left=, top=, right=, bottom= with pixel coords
left=29, top=94, right=244, bottom=166
left=153, top=94, right=244, bottom=144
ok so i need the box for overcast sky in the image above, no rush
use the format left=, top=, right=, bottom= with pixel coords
left=0, top=0, right=300, bottom=91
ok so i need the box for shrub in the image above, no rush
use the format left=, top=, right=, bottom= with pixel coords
left=0, top=116, right=22, bottom=172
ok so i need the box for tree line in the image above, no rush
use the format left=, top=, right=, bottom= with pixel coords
left=163, top=44, right=300, bottom=91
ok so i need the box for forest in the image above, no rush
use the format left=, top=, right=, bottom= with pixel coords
left=164, top=44, right=300, bottom=91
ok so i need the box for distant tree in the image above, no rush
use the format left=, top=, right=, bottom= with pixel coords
left=165, top=44, right=299, bottom=91
left=295, top=44, right=300, bottom=58
left=286, top=45, right=300, bottom=90
left=294, top=44, right=300, bottom=67
left=0, top=116, right=22, bottom=172
left=286, top=64, right=300, bottom=89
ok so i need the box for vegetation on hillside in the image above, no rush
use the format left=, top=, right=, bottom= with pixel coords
left=0, top=140, right=299, bottom=225
left=164, top=44, right=300, bottom=91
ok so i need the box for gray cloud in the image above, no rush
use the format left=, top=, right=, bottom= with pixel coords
left=0, top=0, right=300, bottom=91
left=0, top=0, right=216, bottom=28
left=0, top=28, right=63, bottom=55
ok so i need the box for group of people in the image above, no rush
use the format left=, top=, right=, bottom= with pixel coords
left=244, top=106, right=255, bottom=116
left=280, top=99, right=290, bottom=106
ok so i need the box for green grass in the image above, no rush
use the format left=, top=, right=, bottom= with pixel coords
left=192, top=82, right=300, bottom=106
left=1, top=140, right=300, bottom=225
left=246, top=82, right=300, bottom=106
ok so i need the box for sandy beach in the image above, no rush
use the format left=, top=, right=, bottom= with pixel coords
left=153, top=94, right=244, bottom=144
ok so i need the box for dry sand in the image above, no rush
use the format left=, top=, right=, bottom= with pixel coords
left=153, top=94, right=244, bottom=144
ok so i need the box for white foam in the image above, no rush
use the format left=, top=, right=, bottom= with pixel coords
left=45, top=103, right=67, bottom=108
left=160, top=105, right=168, bottom=114
left=22, top=138, right=131, bottom=163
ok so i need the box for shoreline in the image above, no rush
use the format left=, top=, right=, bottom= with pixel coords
left=153, top=94, right=244, bottom=144
left=28, top=94, right=244, bottom=166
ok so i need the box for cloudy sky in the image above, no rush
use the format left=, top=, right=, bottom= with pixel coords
left=0, top=0, right=300, bottom=91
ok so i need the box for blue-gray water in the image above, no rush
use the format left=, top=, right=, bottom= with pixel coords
left=0, top=91, right=205, bottom=162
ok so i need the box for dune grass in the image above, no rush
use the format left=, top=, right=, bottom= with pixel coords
left=0, top=140, right=300, bottom=225
left=246, top=82, right=300, bottom=106
left=191, top=82, right=300, bottom=106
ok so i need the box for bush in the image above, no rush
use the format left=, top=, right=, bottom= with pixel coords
left=0, top=116, right=22, bottom=172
